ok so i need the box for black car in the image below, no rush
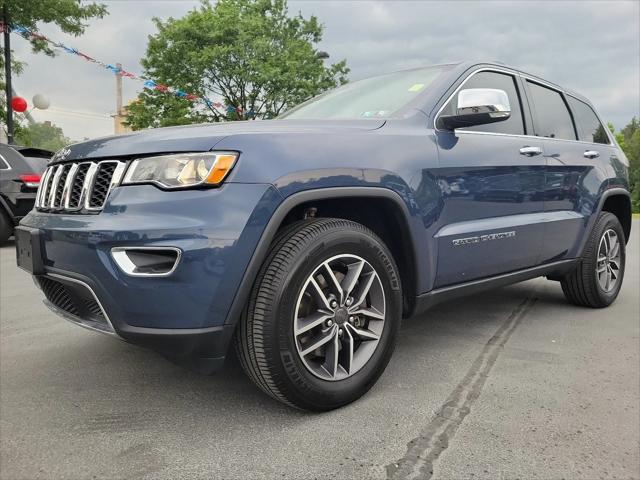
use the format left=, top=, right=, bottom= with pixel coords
left=0, top=144, right=52, bottom=243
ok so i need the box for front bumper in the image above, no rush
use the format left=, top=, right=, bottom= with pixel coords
left=19, top=182, right=282, bottom=362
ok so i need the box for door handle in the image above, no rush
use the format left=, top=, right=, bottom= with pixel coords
left=584, top=150, right=600, bottom=159
left=519, top=146, right=542, bottom=157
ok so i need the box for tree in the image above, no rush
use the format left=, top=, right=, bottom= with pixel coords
left=15, top=121, right=71, bottom=151
left=612, top=118, right=640, bottom=213
left=1, top=0, right=107, bottom=52
left=125, top=0, right=349, bottom=129
left=1, top=0, right=107, bottom=128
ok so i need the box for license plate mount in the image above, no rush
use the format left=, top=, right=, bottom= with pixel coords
left=15, top=226, right=45, bottom=275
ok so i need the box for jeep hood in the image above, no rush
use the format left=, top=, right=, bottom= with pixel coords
left=56, top=119, right=386, bottom=162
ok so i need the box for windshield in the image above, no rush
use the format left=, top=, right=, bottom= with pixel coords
left=280, top=65, right=449, bottom=120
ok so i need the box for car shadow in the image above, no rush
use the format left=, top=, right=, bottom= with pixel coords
left=29, top=279, right=565, bottom=420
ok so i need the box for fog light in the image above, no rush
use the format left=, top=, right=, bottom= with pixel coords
left=111, top=247, right=181, bottom=277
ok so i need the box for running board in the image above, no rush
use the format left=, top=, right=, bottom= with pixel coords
left=413, top=259, right=578, bottom=315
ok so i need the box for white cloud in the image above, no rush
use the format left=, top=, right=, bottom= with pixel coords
left=10, top=0, right=639, bottom=141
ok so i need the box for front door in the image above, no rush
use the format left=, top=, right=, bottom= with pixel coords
left=434, top=70, right=546, bottom=287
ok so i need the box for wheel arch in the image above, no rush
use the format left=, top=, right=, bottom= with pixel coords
left=225, top=187, right=419, bottom=327
left=598, top=188, right=632, bottom=243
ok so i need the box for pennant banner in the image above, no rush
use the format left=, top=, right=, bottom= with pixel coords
left=2, top=23, right=252, bottom=117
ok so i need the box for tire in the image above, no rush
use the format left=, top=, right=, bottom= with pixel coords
left=0, top=209, right=13, bottom=244
left=235, top=218, right=402, bottom=411
left=560, top=212, right=626, bottom=308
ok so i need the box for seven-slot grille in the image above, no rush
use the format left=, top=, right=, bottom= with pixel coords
left=36, top=160, right=126, bottom=213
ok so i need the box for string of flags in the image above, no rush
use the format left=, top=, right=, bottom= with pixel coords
left=2, top=23, right=253, bottom=117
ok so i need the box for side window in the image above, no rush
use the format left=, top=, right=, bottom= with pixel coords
left=440, top=71, right=525, bottom=135
left=567, top=97, right=610, bottom=144
left=526, top=81, right=576, bottom=140
left=0, top=154, right=10, bottom=170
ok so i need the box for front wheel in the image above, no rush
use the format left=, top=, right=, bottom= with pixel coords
left=560, top=212, right=626, bottom=308
left=235, top=218, right=402, bottom=410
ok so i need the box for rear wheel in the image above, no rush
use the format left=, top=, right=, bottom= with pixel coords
left=560, top=212, right=626, bottom=308
left=235, top=218, right=402, bottom=410
left=0, top=209, right=13, bottom=244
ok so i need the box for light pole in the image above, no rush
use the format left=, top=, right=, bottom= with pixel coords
left=3, top=4, right=14, bottom=144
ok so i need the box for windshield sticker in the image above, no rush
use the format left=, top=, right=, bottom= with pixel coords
left=408, top=83, right=425, bottom=92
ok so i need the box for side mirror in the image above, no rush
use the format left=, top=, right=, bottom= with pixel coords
left=439, top=88, right=511, bottom=130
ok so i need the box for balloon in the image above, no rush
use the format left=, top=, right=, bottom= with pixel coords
left=11, top=96, right=28, bottom=113
left=32, top=94, right=50, bottom=110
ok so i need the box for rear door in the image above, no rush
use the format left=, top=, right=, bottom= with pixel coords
left=434, top=69, right=546, bottom=287
left=524, top=80, right=613, bottom=262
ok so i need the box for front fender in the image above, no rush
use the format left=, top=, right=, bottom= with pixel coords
left=224, top=186, right=426, bottom=326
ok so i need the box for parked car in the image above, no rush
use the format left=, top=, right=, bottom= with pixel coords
left=15, top=62, right=631, bottom=410
left=0, top=144, right=52, bottom=243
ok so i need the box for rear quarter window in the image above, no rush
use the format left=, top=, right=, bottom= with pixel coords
left=567, top=96, right=610, bottom=144
left=0, top=154, right=10, bottom=170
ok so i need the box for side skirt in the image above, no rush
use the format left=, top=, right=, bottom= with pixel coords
left=413, top=259, right=577, bottom=315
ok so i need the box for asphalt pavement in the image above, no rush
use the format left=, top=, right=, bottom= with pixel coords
left=1, top=222, right=638, bottom=480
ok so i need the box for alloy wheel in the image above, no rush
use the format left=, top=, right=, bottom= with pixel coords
left=293, top=254, right=386, bottom=381
left=596, top=228, right=621, bottom=292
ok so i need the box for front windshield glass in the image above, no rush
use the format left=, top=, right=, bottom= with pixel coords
left=280, top=65, right=449, bottom=120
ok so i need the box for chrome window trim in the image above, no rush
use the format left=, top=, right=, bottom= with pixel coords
left=110, top=246, right=183, bottom=277
left=450, top=130, right=537, bottom=141
left=433, top=67, right=525, bottom=134
left=433, top=66, right=612, bottom=146
left=0, top=153, right=11, bottom=170
left=43, top=273, right=120, bottom=338
left=453, top=129, right=616, bottom=147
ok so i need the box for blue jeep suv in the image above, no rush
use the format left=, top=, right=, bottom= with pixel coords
left=15, top=62, right=631, bottom=410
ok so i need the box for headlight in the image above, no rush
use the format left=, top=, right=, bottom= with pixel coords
left=122, top=152, right=238, bottom=189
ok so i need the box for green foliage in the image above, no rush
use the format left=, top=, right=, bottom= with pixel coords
left=126, top=0, right=349, bottom=129
left=14, top=122, right=71, bottom=151
left=1, top=0, right=107, bottom=129
left=612, top=117, right=640, bottom=213
left=1, top=0, right=107, bottom=53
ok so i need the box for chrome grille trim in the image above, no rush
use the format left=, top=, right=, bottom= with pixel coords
left=87, top=161, right=120, bottom=211
left=61, top=163, right=79, bottom=209
left=111, top=162, right=127, bottom=191
left=82, top=163, right=100, bottom=211
left=36, top=167, right=53, bottom=208
left=48, top=165, right=65, bottom=208
left=36, top=160, right=126, bottom=214
left=52, top=164, right=72, bottom=209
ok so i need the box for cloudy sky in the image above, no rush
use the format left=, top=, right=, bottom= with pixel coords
left=10, top=0, right=640, bottom=141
